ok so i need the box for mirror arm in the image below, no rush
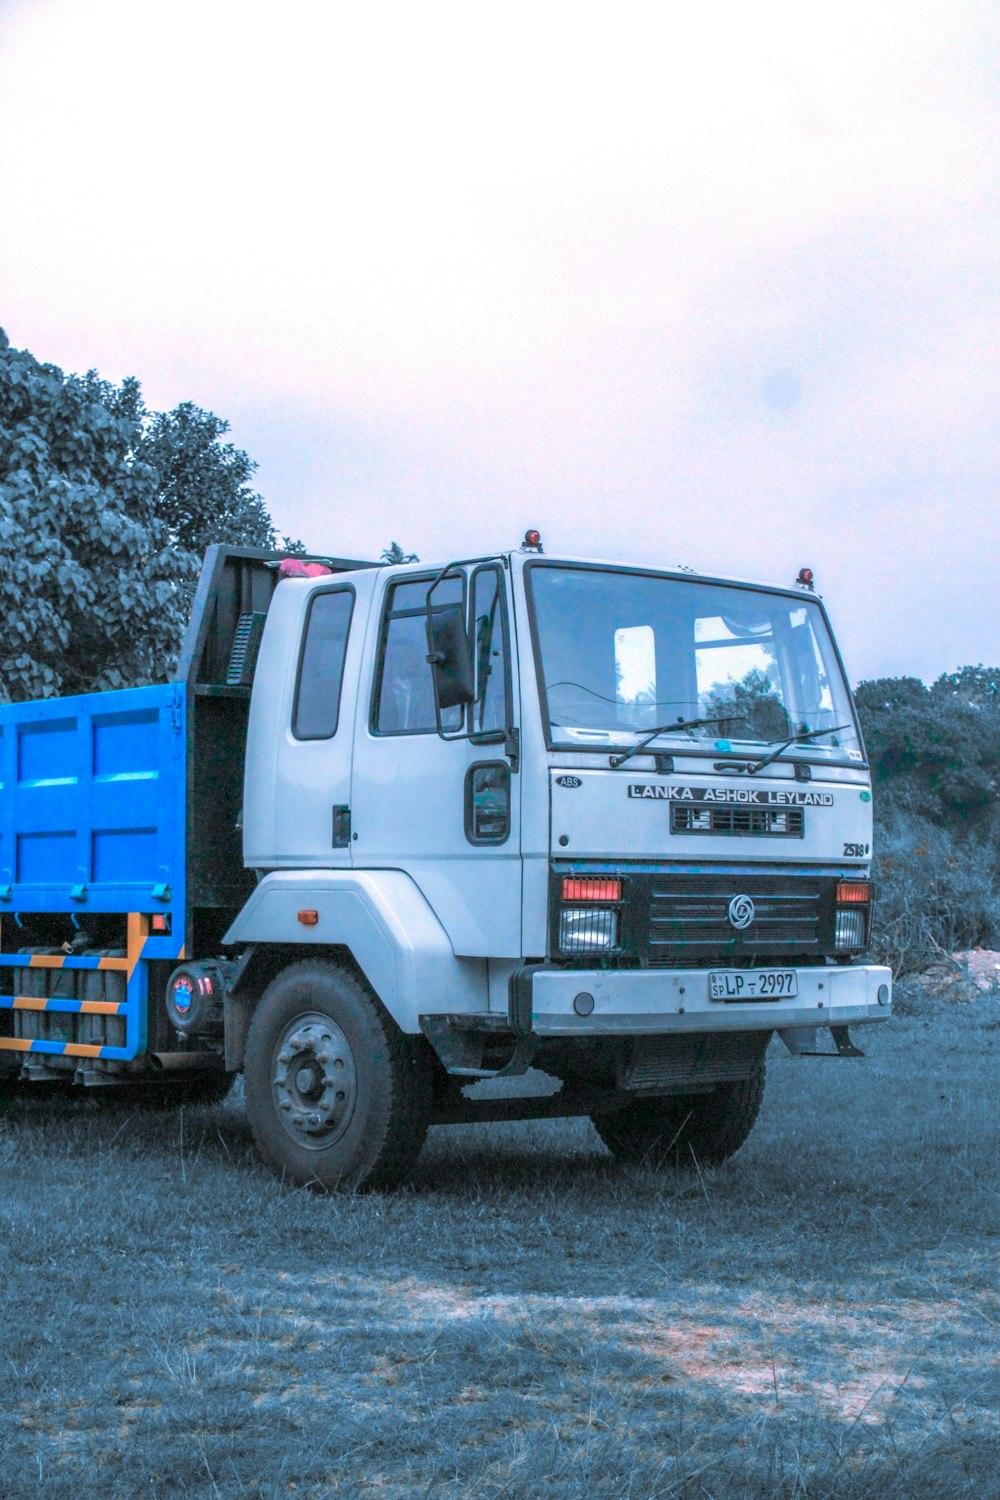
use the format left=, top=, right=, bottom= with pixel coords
left=426, top=554, right=501, bottom=611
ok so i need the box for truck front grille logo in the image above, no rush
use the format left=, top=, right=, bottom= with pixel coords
left=728, top=895, right=755, bottom=930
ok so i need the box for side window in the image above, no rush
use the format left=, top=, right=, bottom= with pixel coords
left=292, top=589, right=354, bottom=740
left=471, top=565, right=510, bottom=735
left=375, top=576, right=464, bottom=734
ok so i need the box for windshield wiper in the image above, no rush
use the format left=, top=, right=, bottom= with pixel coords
left=609, top=716, right=747, bottom=769
left=747, top=723, right=852, bottom=775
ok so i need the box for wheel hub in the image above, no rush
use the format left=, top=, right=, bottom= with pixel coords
left=271, top=1013, right=358, bottom=1150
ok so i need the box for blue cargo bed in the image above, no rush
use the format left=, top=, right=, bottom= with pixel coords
left=0, top=683, right=186, bottom=915
left=0, top=684, right=187, bottom=1064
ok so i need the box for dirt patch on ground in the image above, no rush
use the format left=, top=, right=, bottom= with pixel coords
left=919, top=948, right=1000, bottom=998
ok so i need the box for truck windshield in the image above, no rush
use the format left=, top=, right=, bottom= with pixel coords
left=526, top=564, right=862, bottom=762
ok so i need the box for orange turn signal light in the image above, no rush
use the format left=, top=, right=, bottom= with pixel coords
left=836, top=881, right=870, bottom=904
left=297, top=909, right=319, bottom=926
left=561, top=877, right=622, bottom=903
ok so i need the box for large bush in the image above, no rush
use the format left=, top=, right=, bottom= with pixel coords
left=870, top=813, right=1000, bottom=974
left=857, top=668, right=1000, bottom=971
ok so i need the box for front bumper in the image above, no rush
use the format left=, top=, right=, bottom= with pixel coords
left=524, top=964, right=892, bottom=1037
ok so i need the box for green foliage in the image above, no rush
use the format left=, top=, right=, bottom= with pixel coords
left=856, top=669, right=1000, bottom=824
left=856, top=667, right=1000, bottom=969
left=132, top=401, right=280, bottom=556
left=871, top=814, right=1000, bottom=974
left=379, top=540, right=419, bottom=564
left=0, top=329, right=297, bottom=700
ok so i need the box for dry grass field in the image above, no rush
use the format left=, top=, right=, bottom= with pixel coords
left=1, top=982, right=998, bottom=1499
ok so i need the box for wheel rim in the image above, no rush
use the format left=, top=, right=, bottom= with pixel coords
left=270, top=1011, right=358, bottom=1151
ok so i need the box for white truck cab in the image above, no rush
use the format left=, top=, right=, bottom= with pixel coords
left=201, top=537, right=890, bottom=1188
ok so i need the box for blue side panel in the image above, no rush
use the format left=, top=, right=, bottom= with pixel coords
left=0, top=684, right=185, bottom=923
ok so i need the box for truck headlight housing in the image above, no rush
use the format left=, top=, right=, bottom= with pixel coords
left=834, top=880, right=871, bottom=951
left=558, top=907, right=619, bottom=953
left=834, top=909, right=866, bottom=949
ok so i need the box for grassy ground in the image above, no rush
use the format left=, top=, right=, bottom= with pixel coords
left=1, top=985, right=998, bottom=1499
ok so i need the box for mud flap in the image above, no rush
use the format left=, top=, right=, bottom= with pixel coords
left=420, top=1014, right=535, bottom=1079
left=779, top=1024, right=864, bottom=1058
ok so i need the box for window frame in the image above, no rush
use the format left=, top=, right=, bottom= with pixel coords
left=464, top=760, right=512, bottom=845
left=468, top=561, right=514, bottom=744
left=370, top=571, right=468, bottom=738
left=291, top=585, right=356, bottom=742
left=522, top=560, right=867, bottom=766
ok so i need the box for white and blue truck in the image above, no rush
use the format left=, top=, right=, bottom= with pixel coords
left=0, top=537, right=891, bottom=1188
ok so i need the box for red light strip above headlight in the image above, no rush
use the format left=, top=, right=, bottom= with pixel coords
left=562, top=877, right=622, bottom=903
left=836, top=881, right=871, bottom=904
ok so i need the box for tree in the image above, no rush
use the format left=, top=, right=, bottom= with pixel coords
left=0, top=329, right=297, bottom=701
left=133, top=400, right=281, bottom=556
left=379, top=541, right=419, bottom=564
left=855, top=672, right=1000, bottom=823
left=931, top=664, right=1000, bottom=706
left=854, top=670, right=1000, bottom=968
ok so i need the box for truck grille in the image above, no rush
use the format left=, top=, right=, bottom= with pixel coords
left=550, top=864, right=840, bottom=966
left=646, top=873, right=824, bottom=963
left=671, top=804, right=804, bottom=837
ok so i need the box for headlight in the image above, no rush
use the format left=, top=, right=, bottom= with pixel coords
left=558, top=907, right=619, bottom=953
left=834, top=909, right=866, bottom=949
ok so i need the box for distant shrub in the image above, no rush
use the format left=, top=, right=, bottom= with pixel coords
left=871, top=813, right=1000, bottom=975
left=857, top=668, right=1000, bottom=971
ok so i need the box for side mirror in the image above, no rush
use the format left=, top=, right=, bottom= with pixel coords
left=426, top=604, right=474, bottom=709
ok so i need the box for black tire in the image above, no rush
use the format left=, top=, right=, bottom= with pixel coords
left=592, top=1061, right=766, bottom=1169
left=243, top=959, right=431, bottom=1191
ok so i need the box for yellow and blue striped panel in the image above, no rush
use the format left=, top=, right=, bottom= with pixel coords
left=0, top=913, right=184, bottom=1060
left=0, top=1037, right=108, bottom=1059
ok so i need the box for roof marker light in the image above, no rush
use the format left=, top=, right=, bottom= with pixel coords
left=522, top=529, right=544, bottom=552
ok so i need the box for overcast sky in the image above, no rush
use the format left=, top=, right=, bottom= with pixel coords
left=0, top=0, right=996, bottom=684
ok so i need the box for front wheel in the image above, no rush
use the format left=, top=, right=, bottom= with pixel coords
left=243, top=959, right=431, bottom=1191
left=592, top=1062, right=766, bottom=1169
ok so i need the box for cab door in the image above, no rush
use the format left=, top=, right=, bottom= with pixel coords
left=257, top=577, right=369, bottom=868
left=349, top=563, right=521, bottom=957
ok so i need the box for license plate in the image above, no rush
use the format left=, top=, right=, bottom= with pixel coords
left=708, top=970, right=798, bottom=1002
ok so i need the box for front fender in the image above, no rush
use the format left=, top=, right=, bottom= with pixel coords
left=223, top=870, right=487, bottom=1032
